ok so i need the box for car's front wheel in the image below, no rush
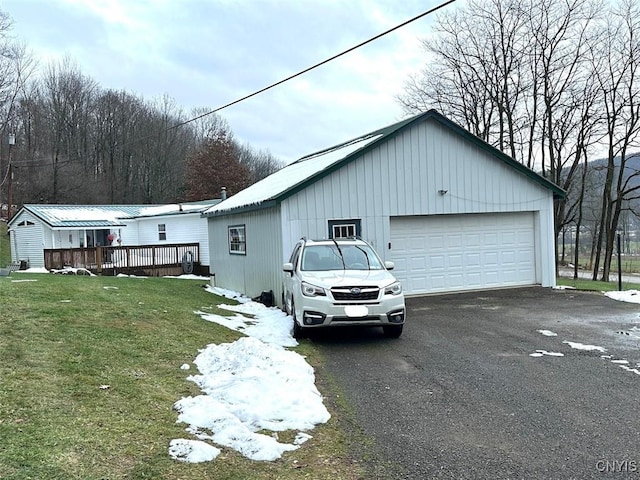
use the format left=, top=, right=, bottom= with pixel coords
left=382, top=324, right=403, bottom=338
left=291, top=302, right=307, bottom=339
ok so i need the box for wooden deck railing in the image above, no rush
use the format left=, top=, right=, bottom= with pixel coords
left=44, top=243, right=201, bottom=275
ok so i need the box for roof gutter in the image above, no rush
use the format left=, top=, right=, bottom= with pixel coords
left=203, top=200, right=278, bottom=218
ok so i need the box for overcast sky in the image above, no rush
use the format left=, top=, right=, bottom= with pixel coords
left=3, top=0, right=453, bottom=164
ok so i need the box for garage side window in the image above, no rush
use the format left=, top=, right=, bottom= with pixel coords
left=328, top=219, right=361, bottom=239
left=158, top=224, right=167, bottom=241
left=228, top=225, right=246, bottom=255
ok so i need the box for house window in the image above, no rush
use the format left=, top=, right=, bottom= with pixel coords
left=228, top=225, right=246, bottom=255
left=328, top=219, right=361, bottom=239
left=17, top=220, right=35, bottom=226
left=158, top=224, right=166, bottom=241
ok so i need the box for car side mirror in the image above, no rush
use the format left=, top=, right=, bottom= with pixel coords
left=283, top=262, right=294, bottom=273
left=384, top=261, right=395, bottom=270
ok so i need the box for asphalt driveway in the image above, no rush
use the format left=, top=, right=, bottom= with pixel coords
left=314, top=287, right=640, bottom=479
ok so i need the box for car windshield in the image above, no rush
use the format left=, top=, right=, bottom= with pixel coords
left=301, top=244, right=385, bottom=271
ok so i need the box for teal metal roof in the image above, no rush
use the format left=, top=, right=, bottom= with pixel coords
left=10, top=200, right=221, bottom=229
left=203, top=109, right=565, bottom=217
left=53, top=220, right=127, bottom=228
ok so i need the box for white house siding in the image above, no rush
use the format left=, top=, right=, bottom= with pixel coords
left=280, top=117, right=556, bottom=293
left=136, top=214, right=210, bottom=267
left=208, top=207, right=283, bottom=299
left=49, top=229, right=81, bottom=249
left=9, top=211, right=45, bottom=267
left=119, top=220, right=139, bottom=246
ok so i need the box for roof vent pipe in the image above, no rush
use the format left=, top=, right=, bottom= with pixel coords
left=221, top=186, right=227, bottom=200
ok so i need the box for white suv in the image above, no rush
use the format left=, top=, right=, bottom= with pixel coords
left=282, top=238, right=405, bottom=338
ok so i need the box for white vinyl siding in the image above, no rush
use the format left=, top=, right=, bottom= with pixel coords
left=208, top=207, right=283, bottom=299
left=9, top=212, right=45, bottom=267
left=281, top=119, right=553, bottom=259
left=390, top=213, right=537, bottom=295
left=209, top=116, right=557, bottom=300
left=136, top=214, right=210, bottom=267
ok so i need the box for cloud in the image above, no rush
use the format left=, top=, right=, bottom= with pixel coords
left=4, top=0, right=440, bottom=163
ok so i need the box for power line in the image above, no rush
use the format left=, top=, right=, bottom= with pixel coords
left=168, top=0, right=458, bottom=130
left=9, top=0, right=458, bottom=166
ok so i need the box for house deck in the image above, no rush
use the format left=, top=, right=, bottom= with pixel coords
left=44, top=243, right=206, bottom=276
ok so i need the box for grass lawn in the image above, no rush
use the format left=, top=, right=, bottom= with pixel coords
left=556, top=276, right=640, bottom=291
left=0, top=273, right=364, bottom=479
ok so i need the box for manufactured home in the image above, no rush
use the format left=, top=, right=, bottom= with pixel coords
left=8, top=200, right=219, bottom=274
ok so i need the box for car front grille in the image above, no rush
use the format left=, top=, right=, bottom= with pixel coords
left=332, top=316, right=382, bottom=322
left=331, top=286, right=380, bottom=301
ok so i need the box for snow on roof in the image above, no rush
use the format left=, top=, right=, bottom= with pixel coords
left=19, top=200, right=220, bottom=228
left=202, top=109, right=565, bottom=218
left=203, top=133, right=383, bottom=216
left=136, top=200, right=221, bottom=218
left=26, top=205, right=138, bottom=227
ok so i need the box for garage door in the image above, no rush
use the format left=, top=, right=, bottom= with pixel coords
left=390, top=213, right=536, bottom=295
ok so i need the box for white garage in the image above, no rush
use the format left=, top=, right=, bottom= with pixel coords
left=390, top=213, right=537, bottom=295
left=204, top=109, right=563, bottom=303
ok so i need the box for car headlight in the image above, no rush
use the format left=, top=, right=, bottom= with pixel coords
left=302, top=282, right=326, bottom=297
left=384, top=281, right=402, bottom=295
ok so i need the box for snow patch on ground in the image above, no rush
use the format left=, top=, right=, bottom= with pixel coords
left=537, top=329, right=558, bottom=337
left=562, top=341, right=607, bottom=353
left=170, top=287, right=328, bottom=463
left=530, top=350, right=564, bottom=358
left=619, top=365, right=640, bottom=375
left=163, top=274, right=210, bottom=280
left=205, top=285, right=251, bottom=303
left=174, top=337, right=329, bottom=461
left=14, top=267, right=49, bottom=274
left=168, top=439, right=220, bottom=463
left=51, top=267, right=96, bottom=276
left=196, top=294, right=296, bottom=347
left=605, top=290, right=640, bottom=304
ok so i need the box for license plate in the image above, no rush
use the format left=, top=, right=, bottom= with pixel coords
left=344, top=305, right=368, bottom=318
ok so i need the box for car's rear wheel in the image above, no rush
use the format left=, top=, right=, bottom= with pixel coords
left=291, top=302, right=307, bottom=339
left=382, top=324, right=403, bottom=338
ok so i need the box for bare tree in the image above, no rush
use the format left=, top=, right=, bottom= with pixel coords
left=0, top=7, right=280, bottom=208
left=35, top=57, right=98, bottom=202
left=0, top=11, right=35, bottom=213
left=526, top=0, right=603, bottom=267
left=591, top=0, right=640, bottom=281
left=398, top=0, right=608, bottom=273
left=236, top=142, right=282, bottom=183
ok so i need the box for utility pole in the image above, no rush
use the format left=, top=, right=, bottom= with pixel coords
left=7, top=133, right=15, bottom=221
